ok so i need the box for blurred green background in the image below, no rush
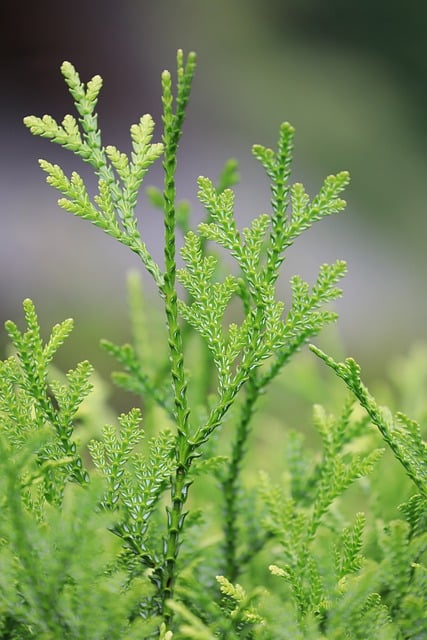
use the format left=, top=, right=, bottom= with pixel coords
left=1, top=0, right=427, bottom=383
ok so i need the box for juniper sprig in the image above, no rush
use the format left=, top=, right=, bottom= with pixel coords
left=0, top=48, right=420, bottom=638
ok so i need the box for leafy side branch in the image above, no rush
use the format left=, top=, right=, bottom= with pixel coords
left=311, top=345, right=427, bottom=498
left=24, top=64, right=164, bottom=287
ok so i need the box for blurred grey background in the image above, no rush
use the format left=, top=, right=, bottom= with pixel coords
left=1, top=0, right=427, bottom=378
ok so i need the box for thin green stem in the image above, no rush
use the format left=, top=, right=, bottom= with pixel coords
left=221, top=328, right=318, bottom=581
left=157, top=51, right=197, bottom=621
left=160, top=50, right=195, bottom=436
left=222, top=374, right=259, bottom=582
left=195, top=367, right=249, bottom=448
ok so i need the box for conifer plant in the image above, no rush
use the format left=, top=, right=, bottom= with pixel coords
left=0, top=50, right=425, bottom=638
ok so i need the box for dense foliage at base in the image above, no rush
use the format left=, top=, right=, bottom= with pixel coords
left=0, top=51, right=425, bottom=638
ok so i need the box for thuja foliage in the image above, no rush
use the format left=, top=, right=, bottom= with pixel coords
left=0, top=50, right=425, bottom=638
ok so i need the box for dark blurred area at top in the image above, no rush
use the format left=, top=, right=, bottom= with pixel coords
left=3, top=1, right=426, bottom=134
left=274, top=0, right=427, bottom=132
left=0, top=2, right=157, bottom=125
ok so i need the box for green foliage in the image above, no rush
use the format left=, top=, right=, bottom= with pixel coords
left=0, top=458, right=158, bottom=640
left=0, top=298, right=90, bottom=503
left=311, top=346, right=427, bottom=498
left=24, top=62, right=164, bottom=286
left=258, top=402, right=384, bottom=631
left=0, top=49, right=424, bottom=638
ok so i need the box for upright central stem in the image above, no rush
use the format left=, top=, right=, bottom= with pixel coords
left=160, top=136, right=192, bottom=620
left=157, top=51, right=196, bottom=623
